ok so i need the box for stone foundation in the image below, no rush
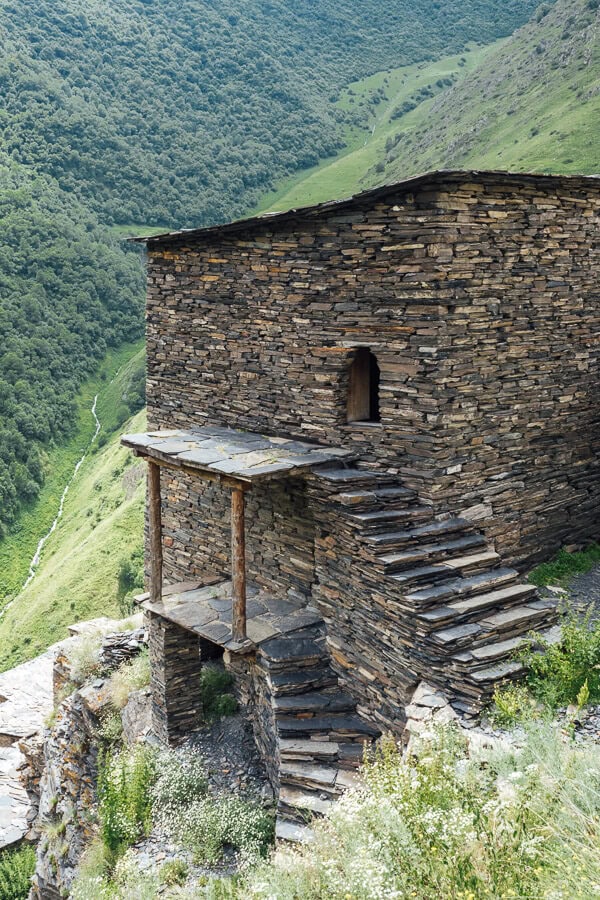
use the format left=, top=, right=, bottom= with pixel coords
left=146, top=612, right=203, bottom=746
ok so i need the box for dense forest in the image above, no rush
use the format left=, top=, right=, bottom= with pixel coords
left=1, top=0, right=540, bottom=226
left=0, top=0, right=541, bottom=534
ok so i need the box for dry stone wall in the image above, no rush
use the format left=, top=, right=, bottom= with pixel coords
left=145, top=172, right=600, bottom=568
left=158, top=471, right=316, bottom=602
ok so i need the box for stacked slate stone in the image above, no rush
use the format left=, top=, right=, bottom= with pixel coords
left=139, top=170, right=598, bottom=740
left=98, top=628, right=146, bottom=670
left=228, top=622, right=379, bottom=839
left=145, top=172, right=600, bottom=574
left=308, top=466, right=558, bottom=724
left=145, top=612, right=203, bottom=746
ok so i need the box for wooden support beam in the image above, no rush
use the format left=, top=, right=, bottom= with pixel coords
left=231, top=487, right=247, bottom=642
left=148, top=460, right=163, bottom=606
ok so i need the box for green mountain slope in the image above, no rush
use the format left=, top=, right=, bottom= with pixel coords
left=378, top=0, right=599, bottom=180
left=0, top=158, right=144, bottom=534
left=262, top=0, right=597, bottom=211
left=0, top=356, right=146, bottom=672
left=0, top=0, right=539, bottom=228
left=257, top=42, right=502, bottom=214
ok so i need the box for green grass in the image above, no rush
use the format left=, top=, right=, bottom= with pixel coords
left=256, top=0, right=600, bottom=213
left=529, top=543, right=600, bottom=587
left=0, top=845, right=36, bottom=900
left=0, top=350, right=146, bottom=672
left=0, top=341, right=144, bottom=607
left=109, top=225, right=170, bottom=238
left=255, top=43, right=499, bottom=214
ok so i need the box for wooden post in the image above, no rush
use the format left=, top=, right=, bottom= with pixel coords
left=231, top=487, right=247, bottom=642
left=148, top=461, right=163, bottom=605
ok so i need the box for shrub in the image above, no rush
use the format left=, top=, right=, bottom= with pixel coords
left=201, top=666, right=238, bottom=722
left=519, top=611, right=600, bottom=708
left=98, top=708, right=124, bottom=744
left=161, top=796, right=274, bottom=866
left=68, top=633, right=105, bottom=684
left=159, top=858, right=189, bottom=886
left=238, top=725, right=600, bottom=899
left=490, top=681, right=540, bottom=727
left=98, top=745, right=157, bottom=864
left=108, top=651, right=151, bottom=710
left=152, top=749, right=208, bottom=810
left=529, top=543, right=600, bottom=586
left=0, top=845, right=36, bottom=900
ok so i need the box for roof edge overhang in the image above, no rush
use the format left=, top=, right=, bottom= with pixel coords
left=128, top=168, right=600, bottom=249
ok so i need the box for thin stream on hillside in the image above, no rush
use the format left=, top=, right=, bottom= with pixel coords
left=0, top=395, right=102, bottom=620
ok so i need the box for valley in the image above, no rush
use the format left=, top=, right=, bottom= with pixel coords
left=0, top=346, right=146, bottom=672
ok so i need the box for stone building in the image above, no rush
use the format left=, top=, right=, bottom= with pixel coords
left=123, top=170, right=600, bottom=835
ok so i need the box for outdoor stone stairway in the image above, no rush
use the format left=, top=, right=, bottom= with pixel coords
left=257, top=623, right=380, bottom=841
left=313, top=467, right=559, bottom=713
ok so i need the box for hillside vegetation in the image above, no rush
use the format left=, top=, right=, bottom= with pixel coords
left=0, top=0, right=538, bottom=541
left=0, top=159, right=144, bottom=534
left=263, top=0, right=598, bottom=211
left=0, top=352, right=146, bottom=672
left=1, top=0, right=538, bottom=228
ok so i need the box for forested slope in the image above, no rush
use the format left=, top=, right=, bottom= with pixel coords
left=0, top=157, right=144, bottom=535
left=1, top=0, right=539, bottom=227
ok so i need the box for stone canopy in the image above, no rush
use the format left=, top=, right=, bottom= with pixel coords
left=121, top=426, right=354, bottom=484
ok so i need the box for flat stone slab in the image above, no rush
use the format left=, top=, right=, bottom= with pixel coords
left=122, top=426, right=354, bottom=483
left=140, top=581, right=324, bottom=653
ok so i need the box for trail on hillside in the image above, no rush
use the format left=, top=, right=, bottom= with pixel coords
left=0, top=396, right=102, bottom=620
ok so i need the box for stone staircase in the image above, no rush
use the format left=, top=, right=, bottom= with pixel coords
left=256, top=623, right=380, bottom=840
left=311, top=467, right=558, bottom=716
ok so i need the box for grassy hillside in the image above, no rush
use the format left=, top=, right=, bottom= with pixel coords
left=261, top=0, right=597, bottom=211
left=378, top=0, right=600, bottom=181
left=0, top=352, right=146, bottom=672
left=257, top=42, right=502, bottom=214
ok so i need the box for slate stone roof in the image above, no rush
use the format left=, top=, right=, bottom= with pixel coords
left=121, top=426, right=354, bottom=483
left=129, top=169, right=600, bottom=248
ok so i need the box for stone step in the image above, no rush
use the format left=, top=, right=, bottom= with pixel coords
left=405, top=567, right=519, bottom=607
left=364, top=517, right=471, bottom=551
left=279, top=739, right=340, bottom=762
left=333, top=486, right=417, bottom=511
left=347, top=507, right=432, bottom=533
left=275, top=818, right=315, bottom=843
left=279, top=760, right=341, bottom=793
left=278, top=784, right=334, bottom=817
left=260, top=637, right=327, bottom=667
left=431, top=600, right=555, bottom=650
left=391, top=551, right=502, bottom=590
left=274, top=691, right=356, bottom=715
left=377, top=533, right=487, bottom=573
left=478, top=599, right=556, bottom=635
left=467, top=659, right=525, bottom=685
left=268, top=666, right=338, bottom=696
left=276, top=713, right=380, bottom=741
left=418, top=583, right=539, bottom=628
left=316, top=468, right=397, bottom=490
left=456, top=623, right=561, bottom=667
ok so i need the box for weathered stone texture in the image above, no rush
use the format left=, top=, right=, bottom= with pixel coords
left=141, top=171, right=598, bottom=724
left=146, top=173, right=600, bottom=566
left=158, top=473, right=315, bottom=602
left=146, top=611, right=203, bottom=745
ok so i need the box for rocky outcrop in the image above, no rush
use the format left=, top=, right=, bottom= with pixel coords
left=29, top=624, right=146, bottom=898
left=30, top=685, right=106, bottom=899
